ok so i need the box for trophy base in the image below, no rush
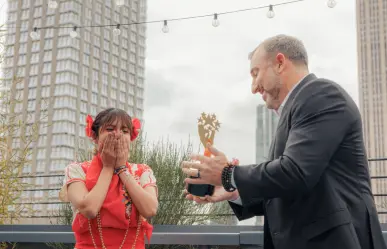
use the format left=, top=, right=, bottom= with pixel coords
left=187, top=178, right=215, bottom=197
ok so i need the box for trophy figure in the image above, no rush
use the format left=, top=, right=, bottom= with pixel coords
left=198, top=112, right=221, bottom=157
left=187, top=112, right=221, bottom=197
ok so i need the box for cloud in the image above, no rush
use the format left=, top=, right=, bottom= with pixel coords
left=143, top=0, right=358, bottom=167
left=144, top=68, right=174, bottom=109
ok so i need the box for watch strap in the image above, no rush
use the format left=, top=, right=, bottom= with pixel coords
left=114, top=165, right=127, bottom=175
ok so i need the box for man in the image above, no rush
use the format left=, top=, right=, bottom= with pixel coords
left=182, top=34, right=386, bottom=249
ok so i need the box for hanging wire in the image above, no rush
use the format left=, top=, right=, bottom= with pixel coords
left=0, top=0, right=307, bottom=32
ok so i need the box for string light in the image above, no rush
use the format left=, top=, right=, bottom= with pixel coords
left=69, top=26, right=78, bottom=38
left=0, top=0, right=338, bottom=35
left=48, top=0, right=58, bottom=9
left=326, top=0, right=337, bottom=8
left=113, top=24, right=121, bottom=36
left=212, top=13, right=220, bottom=27
left=266, top=5, right=275, bottom=18
left=162, top=20, right=169, bottom=33
left=29, top=27, right=39, bottom=40
left=115, top=0, right=125, bottom=7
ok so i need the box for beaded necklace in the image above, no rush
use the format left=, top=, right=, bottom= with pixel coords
left=88, top=169, right=142, bottom=249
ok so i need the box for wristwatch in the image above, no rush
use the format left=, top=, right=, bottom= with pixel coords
left=222, top=163, right=236, bottom=192
left=114, top=165, right=127, bottom=175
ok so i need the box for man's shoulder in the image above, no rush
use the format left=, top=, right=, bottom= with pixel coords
left=291, top=76, right=359, bottom=122
left=300, top=77, right=343, bottom=95
left=295, top=77, right=352, bottom=105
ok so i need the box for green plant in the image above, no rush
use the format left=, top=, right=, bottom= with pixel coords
left=130, top=136, right=234, bottom=226
left=130, top=136, right=234, bottom=249
left=0, top=25, right=36, bottom=249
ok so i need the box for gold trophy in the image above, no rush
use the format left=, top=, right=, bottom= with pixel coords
left=187, top=112, right=221, bottom=197
left=198, top=112, right=221, bottom=156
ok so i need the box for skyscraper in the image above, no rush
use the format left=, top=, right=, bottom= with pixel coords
left=356, top=0, right=387, bottom=222
left=255, top=104, right=278, bottom=225
left=255, top=104, right=278, bottom=164
left=2, top=0, right=147, bottom=223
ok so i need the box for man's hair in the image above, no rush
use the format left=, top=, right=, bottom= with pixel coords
left=248, top=34, right=308, bottom=66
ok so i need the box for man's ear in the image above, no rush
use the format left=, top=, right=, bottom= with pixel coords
left=275, top=53, right=286, bottom=73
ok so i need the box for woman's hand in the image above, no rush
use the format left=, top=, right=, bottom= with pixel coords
left=100, top=133, right=117, bottom=169
left=115, top=134, right=129, bottom=168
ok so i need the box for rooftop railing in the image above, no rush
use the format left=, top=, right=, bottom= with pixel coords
left=2, top=158, right=387, bottom=248
left=1, top=225, right=263, bottom=248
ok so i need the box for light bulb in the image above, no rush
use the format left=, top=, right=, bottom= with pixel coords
left=327, top=0, right=337, bottom=8
left=115, top=0, right=124, bottom=6
left=30, top=27, right=39, bottom=40
left=113, top=24, right=121, bottom=36
left=266, top=5, right=275, bottom=18
left=48, top=0, right=58, bottom=9
left=70, top=26, right=78, bottom=38
left=212, top=13, right=220, bottom=27
left=162, top=20, right=169, bottom=33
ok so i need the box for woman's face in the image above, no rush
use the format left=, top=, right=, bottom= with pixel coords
left=97, top=118, right=131, bottom=152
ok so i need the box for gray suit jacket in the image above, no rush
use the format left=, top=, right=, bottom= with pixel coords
left=229, top=74, right=386, bottom=249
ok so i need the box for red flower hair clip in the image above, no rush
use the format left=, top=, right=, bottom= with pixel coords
left=85, top=115, right=94, bottom=138
left=130, top=118, right=141, bottom=141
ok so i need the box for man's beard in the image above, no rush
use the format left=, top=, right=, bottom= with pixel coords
left=267, top=87, right=280, bottom=101
left=266, top=79, right=282, bottom=101
left=265, top=81, right=282, bottom=109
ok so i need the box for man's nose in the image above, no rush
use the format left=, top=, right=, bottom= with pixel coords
left=251, top=81, right=258, bottom=94
left=251, top=83, right=263, bottom=94
left=251, top=84, right=257, bottom=94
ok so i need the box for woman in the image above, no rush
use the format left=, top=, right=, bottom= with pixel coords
left=59, top=108, right=158, bottom=249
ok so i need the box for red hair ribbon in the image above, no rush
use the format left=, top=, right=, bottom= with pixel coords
left=130, top=118, right=141, bottom=141
left=85, top=115, right=93, bottom=138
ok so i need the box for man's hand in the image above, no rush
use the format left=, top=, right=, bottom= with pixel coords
left=184, top=185, right=239, bottom=204
left=181, top=143, right=228, bottom=186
